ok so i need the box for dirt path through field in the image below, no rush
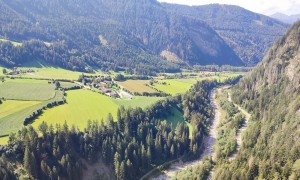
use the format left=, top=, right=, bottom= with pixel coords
left=151, top=88, right=222, bottom=180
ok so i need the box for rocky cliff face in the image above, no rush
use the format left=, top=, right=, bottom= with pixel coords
left=250, top=21, right=300, bottom=91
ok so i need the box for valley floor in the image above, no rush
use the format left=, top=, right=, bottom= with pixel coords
left=149, top=87, right=251, bottom=180
left=150, top=88, right=222, bottom=180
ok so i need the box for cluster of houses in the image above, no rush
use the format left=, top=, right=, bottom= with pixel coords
left=99, top=87, right=120, bottom=98
left=92, top=79, right=120, bottom=98
left=5, top=69, right=35, bottom=76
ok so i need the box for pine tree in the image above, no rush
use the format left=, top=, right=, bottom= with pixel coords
left=171, top=144, right=175, bottom=158
left=147, top=146, right=152, bottom=163
left=41, top=160, right=48, bottom=178
left=126, top=159, right=133, bottom=179
left=155, top=134, right=162, bottom=159
left=106, top=113, right=114, bottom=129
left=114, top=152, right=121, bottom=174
left=67, top=162, right=72, bottom=179
left=23, top=143, right=38, bottom=178
left=117, top=109, right=125, bottom=132
left=120, top=161, right=126, bottom=180
left=23, top=144, right=31, bottom=174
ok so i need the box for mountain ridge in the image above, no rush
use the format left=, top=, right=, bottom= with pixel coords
left=0, top=1, right=288, bottom=73
left=162, top=3, right=288, bottom=66
left=0, top=0, right=244, bottom=73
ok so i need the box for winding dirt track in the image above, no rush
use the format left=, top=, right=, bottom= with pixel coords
left=151, top=88, right=222, bottom=180
left=228, top=92, right=251, bottom=160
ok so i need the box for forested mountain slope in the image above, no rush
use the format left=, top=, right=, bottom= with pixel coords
left=162, top=4, right=288, bottom=66
left=214, top=21, right=300, bottom=179
left=0, top=0, right=243, bottom=73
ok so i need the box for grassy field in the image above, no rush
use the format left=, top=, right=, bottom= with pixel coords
left=32, top=90, right=119, bottom=130
left=0, top=100, right=40, bottom=119
left=152, top=72, right=243, bottom=95
left=0, top=69, right=244, bottom=144
left=113, top=96, right=164, bottom=109
left=0, top=136, right=9, bottom=145
left=161, top=108, right=192, bottom=138
left=118, top=80, right=156, bottom=93
left=20, top=67, right=97, bottom=80
left=0, top=67, right=4, bottom=76
left=0, top=91, right=64, bottom=136
left=60, top=82, right=78, bottom=89
left=0, top=78, right=55, bottom=100
left=151, top=79, right=193, bottom=95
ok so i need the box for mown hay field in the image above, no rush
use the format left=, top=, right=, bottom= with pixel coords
left=113, top=96, right=164, bottom=109
left=0, top=100, right=40, bottom=120
left=0, top=91, right=64, bottom=136
left=0, top=78, right=55, bottom=101
left=151, top=79, right=193, bottom=95
left=32, top=90, right=119, bottom=131
left=118, top=80, right=156, bottom=93
left=20, top=67, right=97, bottom=80
left=152, top=72, right=243, bottom=95
left=0, top=136, right=9, bottom=145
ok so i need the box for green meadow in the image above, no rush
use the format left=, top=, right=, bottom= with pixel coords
left=20, top=67, right=96, bottom=80
left=151, top=79, right=193, bottom=95
left=0, top=100, right=40, bottom=120
left=32, top=90, right=119, bottom=130
left=0, top=66, right=245, bottom=144
left=33, top=91, right=165, bottom=130
left=60, top=82, right=79, bottom=89
left=0, top=136, right=9, bottom=145
left=152, top=72, right=243, bottom=95
left=160, top=108, right=193, bottom=138
left=0, top=91, right=63, bottom=136
left=113, top=96, right=164, bottom=109
left=0, top=67, right=4, bottom=76
left=0, top=78, right=55, bottom=100
left=118, top=80, right=156, bottom=93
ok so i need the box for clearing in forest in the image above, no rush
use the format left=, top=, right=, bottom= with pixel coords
left=113, top=96, right=164, bottom=109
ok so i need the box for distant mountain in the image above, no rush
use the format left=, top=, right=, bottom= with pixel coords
left=270, top=13, right=300, bottom=24
left=0, top=0, right=243, bottom=74
left=223, top=20, right=300, bottom=179
left=162, top=3, right=288, bottom=66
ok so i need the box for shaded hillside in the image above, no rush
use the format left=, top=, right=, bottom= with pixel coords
left=213, top=21, right=300, bottom=179
left=0, top=0, right=243, bottom=73
left=163, top=3, right=288, bottom=66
